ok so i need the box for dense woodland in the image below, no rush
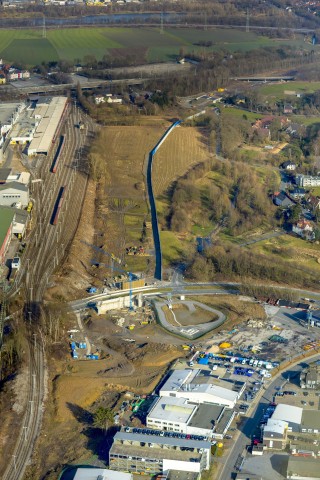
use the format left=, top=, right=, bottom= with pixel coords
left=165, top=157, right=277, bottom=237
left=186, top=242, right=319, bottom=288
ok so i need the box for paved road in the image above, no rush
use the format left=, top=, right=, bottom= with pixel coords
left=152, top=298, right=226, bottom=338
left=218, top=353, right=320, bottom=480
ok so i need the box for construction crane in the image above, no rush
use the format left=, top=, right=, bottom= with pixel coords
left=82, top=241, right=134, bottom=311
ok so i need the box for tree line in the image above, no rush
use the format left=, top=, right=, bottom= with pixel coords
left=187, top=241, right=319, bottom=288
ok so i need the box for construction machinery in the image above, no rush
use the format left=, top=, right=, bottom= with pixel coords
left=82, top=241, right=134, bottom=310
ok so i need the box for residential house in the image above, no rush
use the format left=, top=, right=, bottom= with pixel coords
left=7, top=69, right=30, bottom=81
left=106, top=94, right=123, bottom=104
left=273, top=191, right=294, bottom=208
left=286, top=123, right=306, bottom=139
left=283, top=104, right=293, bottom=114
left=300, top=363, right=320, bottom=390
left=263, top=418, right=288, bottom=450
left=292, top=219, right=315, bottom=240
left=0, top=207, right=14, bottom=264
left=253, top=116, right=289, bottom=130
left=0, top=182, right=29, bottom=208
left=281, top=160, right=296, bottom=171
left=290, top=188, right=306, bottom=201
left=308, top=195, right=320, bottom=213
left=94, top=95, right=105, bottom=105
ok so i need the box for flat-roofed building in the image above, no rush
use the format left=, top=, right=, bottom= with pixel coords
left=27, top=96, right=68, bottom=156
left=159, top=369, right=244, bottom=408
left=263, top=418, right=288, bottom=450
left=0, top=182, right=29, bottom=208
left=109, top=430, right=211, bottom=476
left=287, top=456, right=320, bottom=479
left=72, top=468, right=133, bottom=480
left=147, top=396, right=234, bottom=439
left=271, top=404, right=302, bottom=432
left=301, top=410, right=320, bottom=434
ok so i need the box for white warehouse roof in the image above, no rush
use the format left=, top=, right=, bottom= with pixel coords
left=160, top=369, right=239, bottom=407
left=149, top=396, right=196, bottom=424
left=28, top=96, right=68, bottom=156
left=160, top=369, right=194, bottom=393
left=264, top=418, right=288, bottom=436
left=272, top=404, right=302, bottom=426
left=73, top=468, right=133, bottom=480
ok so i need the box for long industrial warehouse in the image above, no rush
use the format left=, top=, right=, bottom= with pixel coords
left=27, top=96, right=68, bottom=156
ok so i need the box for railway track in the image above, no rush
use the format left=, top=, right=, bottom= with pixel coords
left=2, top=104, right=95, bottom=480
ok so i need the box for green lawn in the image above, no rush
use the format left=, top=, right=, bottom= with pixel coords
left=259, top=81, right=320, bottom=100
left=0, top=27, right=316, bottom=66
left=222, top=107, right=262, bottom=121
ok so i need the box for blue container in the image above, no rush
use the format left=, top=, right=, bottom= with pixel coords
left=71, top=342, right=76, bottom=350
left=198, top=357, right=209, bottom=365
left=72, top=351, right=78, bottom=359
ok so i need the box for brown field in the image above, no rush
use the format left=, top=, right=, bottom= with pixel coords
left=152, top=126, right=209, bottom=196
left=99, top=124, right=169, bottom=197
left=54, top=340, right=182, bottom=422
left=190, top=295, right=266, bottom=331
left=162, top=304, right=218, bottom=326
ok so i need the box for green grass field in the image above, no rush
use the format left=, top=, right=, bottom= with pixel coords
left=259, top=81, right=320, bottom=100
left=0, top=27, right=315, bottom=66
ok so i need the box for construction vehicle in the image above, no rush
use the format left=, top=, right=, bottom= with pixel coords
left=82, top=241, right=135, bottom=310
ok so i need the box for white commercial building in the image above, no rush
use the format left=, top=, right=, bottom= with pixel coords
left=27, top=96, right=69, bottom=156
left=271, top=404, right=302, bottom=432
left=73, top=468, right=133, bottom=480
left=109, top=430, right=211, bottom=476
left=159, top=369, right=244, bottom=408
left=296, top=174, right=320, bottom=187
left=147, top=396, right=235, bottom=439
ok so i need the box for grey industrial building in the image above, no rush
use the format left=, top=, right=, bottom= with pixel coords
left=0, top=182, right=29, bottom=208
left=109, top=430, right=211, bottom=476
left=287, top=456, right=320, bottom=479
left=147, top=396, right=235, bottom=439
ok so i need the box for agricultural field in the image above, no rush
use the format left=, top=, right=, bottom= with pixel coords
left=152, top=125, right=209, bottom=196
left=0, top=27, right=315, bottom=66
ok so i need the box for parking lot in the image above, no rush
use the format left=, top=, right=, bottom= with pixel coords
left=124, top=427, right=207, bottom=443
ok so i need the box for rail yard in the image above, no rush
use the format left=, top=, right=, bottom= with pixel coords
left=0, top=99, right=96, bottom=480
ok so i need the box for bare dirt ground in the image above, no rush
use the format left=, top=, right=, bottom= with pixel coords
left=191, top=295, right=267, bottom=332
left=162, top=303, right=218, bottom=326
left=28, top=333, right=184, bottom=480
left=45, top=178, right=96, bottom=301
